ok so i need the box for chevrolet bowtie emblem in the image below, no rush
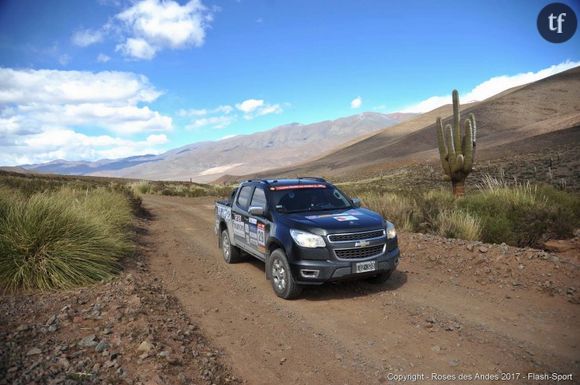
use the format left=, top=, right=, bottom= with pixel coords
left=355, top=240, right=370, bottom=248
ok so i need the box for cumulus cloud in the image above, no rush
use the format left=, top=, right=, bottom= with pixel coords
left=401, top=60, right=580, bottom=113
left=235, top=98, right=282, bottom=119
left=236, top=99, right=263, bottom=113
left=117, top=37, right=157, bottom=60
left=350, top=96, right=362, bottom=109
left=6, top=128, right=169, bottom=165
left=72, top=28, right=104, bottom=47
left=181, top=98, right=283, bottom=130
left=115, top=0, right=213, bottom=60
left=71, top=0, right=213, bottom=60
left=0, top=68, right=172, bottom=165
left=0, top=68, right=161, bottom=105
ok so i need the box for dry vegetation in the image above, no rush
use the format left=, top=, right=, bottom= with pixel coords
left=129, top=180, right=232, bottom=198
left=0, top=173, right=141, bottom=291
left=342, top=177, right=579, bottom=248
left=0, top=171, right=236, bottom=291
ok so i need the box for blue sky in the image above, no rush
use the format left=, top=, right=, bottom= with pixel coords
left=0, top=0, right=578, bottom=165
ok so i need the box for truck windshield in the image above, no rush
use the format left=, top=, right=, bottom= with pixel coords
left=270, top=186, right=352, bottom=213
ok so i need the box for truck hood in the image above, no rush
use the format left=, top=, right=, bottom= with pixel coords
left=284, top=208, right=384, bottom=232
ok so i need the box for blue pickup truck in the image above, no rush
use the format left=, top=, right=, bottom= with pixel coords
left=215, top=177, right=400, bottom=299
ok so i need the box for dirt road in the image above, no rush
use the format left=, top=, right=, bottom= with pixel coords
left=142, top=195, right=579, bottom=385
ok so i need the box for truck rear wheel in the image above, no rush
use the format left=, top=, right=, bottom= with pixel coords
left=269, top=249, right=302, bottom=299
left=221, top=230, right=242, bottom=263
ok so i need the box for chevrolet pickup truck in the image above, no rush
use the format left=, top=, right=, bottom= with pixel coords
left=215, top=177, right=400, bottom=299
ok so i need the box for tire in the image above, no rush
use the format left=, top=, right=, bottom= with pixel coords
left=221, top=230, right=242, bottom=263
left=365, top=269, right=393, bottom=284
left=269, top=249, right=302, bottom=299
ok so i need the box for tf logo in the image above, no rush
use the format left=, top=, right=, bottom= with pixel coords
left=537, top=2, right=577, bottom=43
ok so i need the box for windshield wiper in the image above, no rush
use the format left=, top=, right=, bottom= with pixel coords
left=313, top=206, right=351, bottom=211
left=284, top=209, right=311, bottom=214
left=283, top=206, right=351, bottom=214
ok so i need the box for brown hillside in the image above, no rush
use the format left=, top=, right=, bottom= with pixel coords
left=220, top=66, right=580, bottom=182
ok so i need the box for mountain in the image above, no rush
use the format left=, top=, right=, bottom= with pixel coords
left=221, top=66, right=580, bottom=182
left=23, top=154, right=160, bottom=175
left=22, top=112, right=416, bottom=182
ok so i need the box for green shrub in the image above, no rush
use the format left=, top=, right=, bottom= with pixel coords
left=435, top=210, right=482, bottom=241
left=124, top=176, right=234, bottom=199
left=359, top=192, right=418, bottom=231
left=0, top=187, right=133, bottom=291
left=418, top=189, right=455, bottom=231
left=131, top=180, right=152, bottom=195
left=459, top=177, right=579, bottom=246
left=352, top=177, right=579, bottom=247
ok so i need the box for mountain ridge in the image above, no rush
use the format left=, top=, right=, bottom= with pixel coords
left=22, top=111, right=416, bottom=182
left=217, top=66, right=580, bottom=182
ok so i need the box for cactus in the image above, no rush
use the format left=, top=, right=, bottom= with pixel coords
left=436, top=90, right=477, bottom=197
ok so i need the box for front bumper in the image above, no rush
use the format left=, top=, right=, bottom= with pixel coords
left=290, top=247, right=400, bottom=285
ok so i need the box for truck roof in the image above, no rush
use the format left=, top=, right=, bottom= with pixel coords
left=242, top=177, right=328, bottom=187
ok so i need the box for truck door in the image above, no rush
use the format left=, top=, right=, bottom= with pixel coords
left=232, top=184, right=254, bottom=249
left=247, top=186, right=269, bottom=259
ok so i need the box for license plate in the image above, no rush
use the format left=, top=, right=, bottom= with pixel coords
left=354, top=260, right=376, bottom=273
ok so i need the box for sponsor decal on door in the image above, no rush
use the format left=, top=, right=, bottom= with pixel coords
left=233, top=214, right=245, bottom=237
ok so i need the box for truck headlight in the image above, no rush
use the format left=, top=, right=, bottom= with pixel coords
left=290, top=229, right=326, bottom=248
left=386, top=223, right=397, bottom=239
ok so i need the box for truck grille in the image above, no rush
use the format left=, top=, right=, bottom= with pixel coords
left=328, top=229, right=385, bottom=242
left=334, top=244, right=385, bottom=259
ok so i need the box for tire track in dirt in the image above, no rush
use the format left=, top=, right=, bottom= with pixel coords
left=143, top=195, right=579, bottom=384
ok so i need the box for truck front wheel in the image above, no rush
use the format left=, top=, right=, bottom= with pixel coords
left=221, top=230, right=242, bottom=263
left=269, top=249, right=302, bottom=299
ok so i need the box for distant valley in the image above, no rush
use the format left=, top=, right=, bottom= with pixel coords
left=20, top=112, right=415, bottom=182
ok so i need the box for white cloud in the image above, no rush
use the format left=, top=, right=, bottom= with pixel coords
left=117, top=37, right=156, bottom=60
left=146, top=133, right=169, bottom=145
left=350, top=96, right=362, bottom=109
left=0, top=68, right=172, bottom=165
left=72, top=29, right=104, bottom=47
left=97, top=53, right=111, bottom=63
left=178, top=105, right=233, bottom=117
left=236, top=98, right=264, bottom=113
left=235, top=98, right=282, bottom=119
left=71, top=0, right=213, bottom=60
left=180, top=98, right=283, bottom=131
left=401, top=60, right=580, bottom=113
left=4, top=128, right=169, bottom=164
left=115, top=0, right=213, bottom=60
left=186, top=116, right=234, bottom=130
left=28, top=104, right=172, bottom=135
left=0, top=68, right=160, bottom=105
left=254, top=103, right=282, bottom=116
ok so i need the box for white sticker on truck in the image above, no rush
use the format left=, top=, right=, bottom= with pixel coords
left=233, top=214, right=245, bottom=237
left=218, top=205, right=231, bottom=220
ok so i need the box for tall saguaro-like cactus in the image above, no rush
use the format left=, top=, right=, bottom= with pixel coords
left=436, top=90, right=477, bottom=197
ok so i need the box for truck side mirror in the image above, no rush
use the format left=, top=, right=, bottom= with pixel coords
left=248, top=206, right=265, bottom=216
left=351, top=198, right=362, bottom=208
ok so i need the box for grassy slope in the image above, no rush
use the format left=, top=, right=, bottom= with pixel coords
left=0, top=174, right=137, bottom=291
